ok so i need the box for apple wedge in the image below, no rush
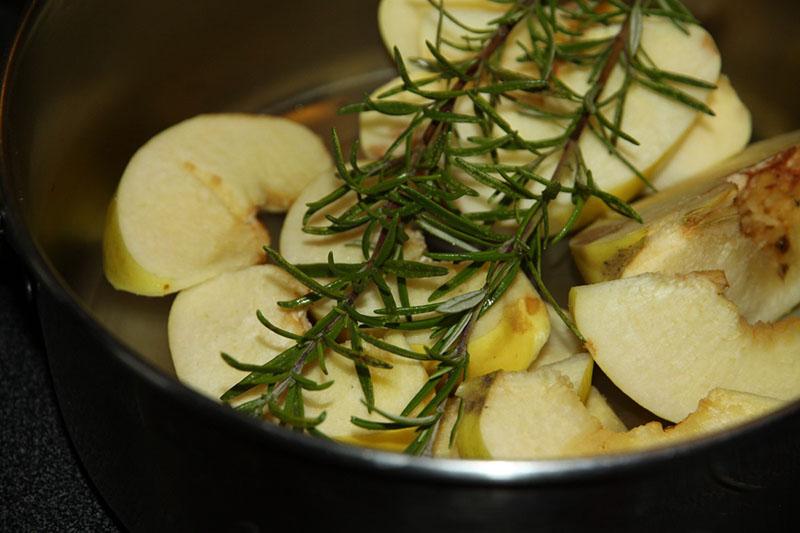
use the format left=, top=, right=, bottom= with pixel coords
left=585, top=387, right=627, bottom=433
left=571, top=271, right=800, bottom=423
left=378, top=0, right=506, bottom=63
left=648, top=75, right=751, bottom=191
left=403, top=266, right=550, bottom=378
left=570, top=131, right=800, bottom=322
left=358, top=75, right=448, bottom=161
left=434, top=384, right=626, bottom=458
left=105, top=113, right=332, bottom=296
left=303, top=332, right=429, bottom=452
left=168, top=264, right=310, bottom=401
left=279, top=171, right=428, bottom=320
left=535, top=353, right=593, bottom=402
left=280, top=171, right=426, bottom=266
left=574, top=389, right=780, bottom=456
left=455, top=369, right=601, bottom=459
left=530, top=304, right=583, bottom=369
left=432, top=398, right=461, bottom=458
left=456, top=367, right=780, bottom=459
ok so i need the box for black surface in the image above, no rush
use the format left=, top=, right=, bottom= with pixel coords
left=0, top=248, right=120, bottom=531
left=0, top=3, right=119, bottom=531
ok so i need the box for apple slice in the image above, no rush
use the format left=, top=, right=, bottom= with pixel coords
left=455, top=369, right=602, bottom=459
left=451, top=16, right=721, bottom=232
left=648, top=75, right=751, bottom=191
left=570, top=132, right=800, bottom=322
left=168, top=264, right=310, bottom=401
left=303, top=332, right=429, bottom=451
left=573, top=389, right=780, bottom=456
left=530, top=304, right=583, bottom=369
left=104, top=114, right=332, bottom=296
left=570, top=271, right=800, bottom=422
left=585, top=387, right=627, bottom=433
left=403, top=266, right=550, bottom=378
left=378, top=0, right=506, bottom=62
left=279, top=171, right=427, bottom=320
left=456, top=367, right=780, bottom=459
left=280, top=171, right=426, bottom=266
left=536, top=353, right=593, bottom=402
left=431, top=398, right=461, bottom=458
left=358, top=75, right=448, bottom=161
left=435, top=385, right=625, bottom=458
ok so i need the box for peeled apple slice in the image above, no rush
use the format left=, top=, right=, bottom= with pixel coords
left=570, top=132, right=800, bottom=323
left=435, top=382, right=627, bottom=459
left=104, top=114, right=332, bottom=296
left=168, top=264, right=310, bottom=401
left=571, top=271, right=800, bottom=423
left=648, top=75, right=751, bottom=191
left=456, top=367, right=780, bottom=459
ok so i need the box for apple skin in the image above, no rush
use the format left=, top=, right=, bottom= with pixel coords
left=571, top=131, right=800, bottom=323
left=571, top=271, right=800, bottom=422
left=404, top=268, right=551, bottom=379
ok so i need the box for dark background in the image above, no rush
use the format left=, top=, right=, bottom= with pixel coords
left=0, top=1, right=119, bottom=530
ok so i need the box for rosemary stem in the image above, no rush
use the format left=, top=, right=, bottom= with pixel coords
left=448, top=4, right=635, bottom=371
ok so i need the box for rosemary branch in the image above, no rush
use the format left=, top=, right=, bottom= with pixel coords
left=222, top=0, right=713, bottom=454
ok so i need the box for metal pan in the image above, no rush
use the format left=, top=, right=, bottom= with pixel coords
left=2, top=1, right=799, bottom=530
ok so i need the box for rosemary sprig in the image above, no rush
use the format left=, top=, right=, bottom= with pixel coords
left=221, top=0, right=711, bottom=454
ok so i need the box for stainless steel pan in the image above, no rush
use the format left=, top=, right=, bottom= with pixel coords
left=2, top=1, right=799, bottom=530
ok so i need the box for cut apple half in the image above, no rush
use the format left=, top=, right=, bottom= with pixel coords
left=648, top=75, right=751, bottom=191
left=104, top=113, right=332, bottom=296
left=455, top=367, right=780, bottom=459
left=168, top=264, right=310, bottom=402
left=570, top=131, right=800, bottom=322
left=571, top=271, right=800, bottom=422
